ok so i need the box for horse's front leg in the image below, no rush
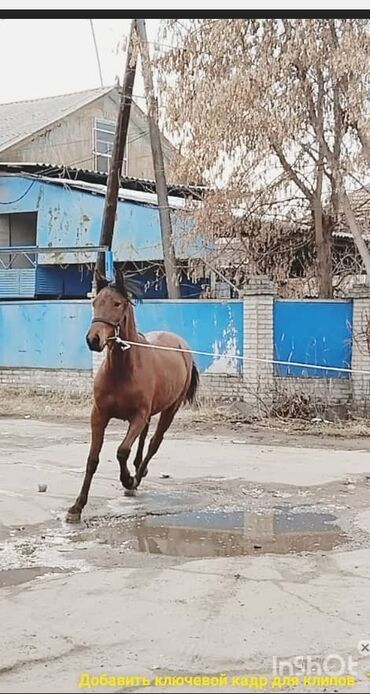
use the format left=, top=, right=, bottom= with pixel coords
left=117, top=413, right=148, bottom=490
left=66, top=406, right=109, bottom=523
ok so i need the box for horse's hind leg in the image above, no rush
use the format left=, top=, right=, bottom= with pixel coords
left=133, top=420, right=150, bottom=472
left=134, top=404, right=179, bottom=488
left=66, top=406, right=109, bottom=523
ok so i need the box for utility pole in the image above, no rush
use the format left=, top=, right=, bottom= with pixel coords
left=96, top=20, right=138, bottom=277
left=135, top=18, right=181, bottom=299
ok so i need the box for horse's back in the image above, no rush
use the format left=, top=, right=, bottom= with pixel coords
left=144, top=330, right=190, bottom=351
left=144, top=330, right=193, bottom=372
left=143, top=331, right=193, bottom=411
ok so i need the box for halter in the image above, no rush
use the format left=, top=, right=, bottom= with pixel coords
left=91, top=317, right=131, bottom=352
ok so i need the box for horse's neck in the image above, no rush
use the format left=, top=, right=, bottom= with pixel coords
left=106, top=304, right=142, bottom=375
left=123, top=303, right=140, bottom=343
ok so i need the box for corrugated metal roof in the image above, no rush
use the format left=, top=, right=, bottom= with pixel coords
left=332, top=186, right=370, bottom=239
left=0, top=162, right=206, bottom=199
left=0, top=86, right=114, bottom=152
left=31, top=173, right=195, bottom=210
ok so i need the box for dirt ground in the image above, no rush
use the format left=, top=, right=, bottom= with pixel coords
left=2, top=387, right=370, bottom=451
left=1, top=394, right=370, bottom=693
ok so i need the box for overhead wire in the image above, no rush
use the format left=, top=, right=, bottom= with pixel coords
left=0, top=179, right=37, bottom=205
left=89, top=19, right=104, bottom=88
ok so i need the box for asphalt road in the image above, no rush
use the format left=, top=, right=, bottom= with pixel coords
left=1, top=418, right=370, bottom=693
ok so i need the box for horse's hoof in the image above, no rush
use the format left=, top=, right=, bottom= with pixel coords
left=65, top=510, right=81, bottom=523
left=124, top=488, right=137, bottom=497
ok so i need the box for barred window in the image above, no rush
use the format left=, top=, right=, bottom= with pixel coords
left=93, top=118, right=127, bottom=175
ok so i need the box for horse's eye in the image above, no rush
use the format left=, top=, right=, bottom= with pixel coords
left=114, top=301, right=121, bottom=308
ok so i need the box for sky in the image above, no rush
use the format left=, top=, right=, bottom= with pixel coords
left=0, top=18, right=161, bottom=105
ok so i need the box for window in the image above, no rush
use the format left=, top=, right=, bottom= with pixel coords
left=0, top=212, right=37, bottom=268
left=93, top=118, right=128, bottom=175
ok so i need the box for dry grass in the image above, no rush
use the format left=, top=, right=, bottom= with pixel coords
left=1, top=387, right=370, bottom=439
left=0, top=388, right=93, bottom=420
left=0, top=388, right=219, bottom=424
left=278, top=416, right=370, bottom=438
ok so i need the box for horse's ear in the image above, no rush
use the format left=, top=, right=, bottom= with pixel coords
left=94, top=270, right=108, bottom=294
left=114, top=267, right=126, bottom=297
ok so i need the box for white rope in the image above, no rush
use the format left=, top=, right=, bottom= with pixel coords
left=116, top=338, right=370, bottom=376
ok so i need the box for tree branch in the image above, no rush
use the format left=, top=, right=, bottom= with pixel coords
left=357, top=126, right=370, bottom=168
left=314, top=69, right=325, bottom=200
left=272, top=143, right=314, bottom=201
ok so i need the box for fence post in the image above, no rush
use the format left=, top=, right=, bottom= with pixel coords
left=350, top=284, right=370, bottom=412
left=241, top=277, right=276, bottom=413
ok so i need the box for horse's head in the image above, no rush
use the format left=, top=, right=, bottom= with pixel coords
left=86, top=270, right=140, bottom=352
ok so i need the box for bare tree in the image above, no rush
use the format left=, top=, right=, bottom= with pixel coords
left=156, top=18, right=370, bottom=297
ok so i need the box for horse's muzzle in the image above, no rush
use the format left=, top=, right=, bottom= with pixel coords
left=86, top=333, right=103, bottom=352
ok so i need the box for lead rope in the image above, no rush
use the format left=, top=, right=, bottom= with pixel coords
left=105, top=325, right=131, bottom=352
left=101, top=336, right=370, bottom=376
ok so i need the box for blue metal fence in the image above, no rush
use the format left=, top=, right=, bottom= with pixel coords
left=273, top=299, right=353, bottom=378
left=0, top=299, right=243, bottom=374
left=0, top=297, right=355, bottom=378
left=136, top=300, right=243, bottom=374
left=0, top=300, right=92, bottom=369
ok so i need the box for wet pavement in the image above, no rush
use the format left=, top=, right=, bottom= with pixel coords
left=1, top=418, right=370, bottom=692
left=70, top=504, right=346, bottom=558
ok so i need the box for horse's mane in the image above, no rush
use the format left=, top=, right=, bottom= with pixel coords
left=95, top=268, right=142, bottom=303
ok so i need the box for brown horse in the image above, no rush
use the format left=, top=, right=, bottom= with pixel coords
left=66, top=271, right=199, bottom=522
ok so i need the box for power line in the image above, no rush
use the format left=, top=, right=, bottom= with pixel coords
left=0, top=179, right=36, bottom=205
left=20, top=137, right=91, bottom=152
left=89, top=19, right=104, bottom=88
left=19, top=129, right=149, bottom=153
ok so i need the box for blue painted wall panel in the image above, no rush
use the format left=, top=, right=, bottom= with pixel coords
left=274, top=300, right=353, bottom=378
left=0, top=176, right=198, bottom=263
left=0, top=299, right=243, bottom=373
left=135, top=300, right=243, bottom=373
left=0, top=300, right=92, bottom=369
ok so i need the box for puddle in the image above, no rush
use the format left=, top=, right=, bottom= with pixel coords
left=72, top=505, right=346, bottom=558
left=0, top=566, right=68, bottom=587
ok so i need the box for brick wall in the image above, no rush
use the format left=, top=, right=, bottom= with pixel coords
left=0, top=367, right=92, bottom=395
left=0, top=365, right=355, bottom=414
left=199, top=373, right=245, bottom=401
left=275, top=377, right=351, bottom=403
left=349, top=286, right=370, bottom=412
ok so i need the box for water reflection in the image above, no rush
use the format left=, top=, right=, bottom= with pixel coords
left=131, top=507, right=345, bottom=557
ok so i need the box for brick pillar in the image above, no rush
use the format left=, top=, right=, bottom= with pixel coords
left=241, top=277, right=276, bottom=412
left=350, top=285, right=370, bottom=412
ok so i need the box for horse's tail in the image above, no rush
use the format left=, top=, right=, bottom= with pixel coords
left=186, top=361, right=200, bottom=405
